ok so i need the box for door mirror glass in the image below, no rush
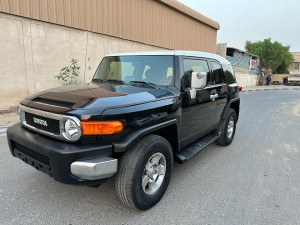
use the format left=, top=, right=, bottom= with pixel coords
left=191, top=72, right=207, bottom=89
left=189, top=72, right=207, bottom=99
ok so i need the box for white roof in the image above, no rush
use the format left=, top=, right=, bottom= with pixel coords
left=106, top=50, right=230, bottom=64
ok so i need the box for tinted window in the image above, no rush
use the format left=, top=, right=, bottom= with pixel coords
left=211, top=61, right=225, bottom=84
left=182, top=59, right=210, bottom=88
left=223, top=63, right=236, bottom=84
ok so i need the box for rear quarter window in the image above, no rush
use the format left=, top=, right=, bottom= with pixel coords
left=223, top=63, right=237, bottom=84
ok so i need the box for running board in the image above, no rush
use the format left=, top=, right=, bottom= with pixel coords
left=175, top=130, right=221, bottom=164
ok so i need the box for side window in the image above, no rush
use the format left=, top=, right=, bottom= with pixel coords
left=223, top=63, right=236, bottom=84
left=211, top=61, right=225, bottom=84
left=182, top=58, right=210, bottom=88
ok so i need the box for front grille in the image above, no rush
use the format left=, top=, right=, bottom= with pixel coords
left=13, top=142, right=50, bottom=166
left=25, top=112, right=60, bottom=135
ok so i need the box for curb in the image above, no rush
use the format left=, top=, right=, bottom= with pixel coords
left=0, top=126, right=8, bottom=134
left=242, top=87, right=300, bottom=92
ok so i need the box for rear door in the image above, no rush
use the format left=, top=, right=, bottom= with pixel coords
left=180, top=57, right=218, bottom=146
left=208, top=60, right=228, bottom=124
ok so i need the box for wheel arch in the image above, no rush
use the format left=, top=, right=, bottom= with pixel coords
left=221, top=98, right=240, bottom=121
left=114, top=119, right=180, bottom=154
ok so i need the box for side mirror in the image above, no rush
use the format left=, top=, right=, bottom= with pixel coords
left=191, top=72, right=207, bottom=89
left=189, top=72, right=207, bottom=99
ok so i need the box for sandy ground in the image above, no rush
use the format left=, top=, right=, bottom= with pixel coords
left=0, top=113, right=18, bottom=127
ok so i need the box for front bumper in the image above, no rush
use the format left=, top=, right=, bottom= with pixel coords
left=7, top=123, right=117, bottom=185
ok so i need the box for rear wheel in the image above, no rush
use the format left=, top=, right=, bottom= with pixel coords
left=216, top=108, right=237, bottom=146
left=115, top=134, right=173, bottom=210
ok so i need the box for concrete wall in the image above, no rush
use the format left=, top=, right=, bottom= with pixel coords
left=232, top=66, right=249, bottom=75
left=272, top=74, right=288, bottom=84
left=235, top=74, right=258, bottom=87
left=290, top=52, right=300, bottom=74
left=216, top=43, right=227, bottom=58
left=232, top=66, right=258, bottom=87
left=0, top=13, right=165, bottom=110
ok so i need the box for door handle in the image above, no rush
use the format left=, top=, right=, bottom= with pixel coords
left=210, top=94, right=218, bottom=101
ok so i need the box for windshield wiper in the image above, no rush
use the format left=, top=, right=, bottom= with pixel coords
left=106, top=79, right=124, bottom=84
left=92, top=78, right=103, bottom=82
left=92, top=78, right=124, bottom=84
left=129, top=81, right=158, bottom=89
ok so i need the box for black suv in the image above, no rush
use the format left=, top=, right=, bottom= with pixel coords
left=7, top=51, right=240, bottom=210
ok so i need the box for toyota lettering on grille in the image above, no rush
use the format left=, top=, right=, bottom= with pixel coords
left=33, top=118, right=48, bottom=126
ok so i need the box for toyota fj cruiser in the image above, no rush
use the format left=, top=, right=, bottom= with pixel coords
left=7, top=51, right=240, bottom=210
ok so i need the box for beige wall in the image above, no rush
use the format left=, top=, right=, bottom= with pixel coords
left=232, top=66, right=258, bottom=87
left=292, top=52, right=300, bottom=62
left=290, top=52, right=300, bottom=74
left=235, top=74, right=258, bottom=87
left=0, top=13, right=164, bottom=110
left=0, top=13, right=26, bottom=110
left=272, top=74, right=288, bottom=84
left=232, top=66, right=250, bottom=75
left=216, top=43, right=227, bottom=58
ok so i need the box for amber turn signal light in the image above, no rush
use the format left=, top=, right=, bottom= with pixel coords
left=80, top=121, right=123, bottom=135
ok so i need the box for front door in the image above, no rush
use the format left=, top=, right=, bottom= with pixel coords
left=180, top=58, right=217, bottom=147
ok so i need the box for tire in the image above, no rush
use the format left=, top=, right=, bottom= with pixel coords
left=216, top=108, right=237, bottom=146
left=115, top=134, right=173, bottom=210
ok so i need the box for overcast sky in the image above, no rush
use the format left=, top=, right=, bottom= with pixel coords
left=178, top=0, right=300, bottom=52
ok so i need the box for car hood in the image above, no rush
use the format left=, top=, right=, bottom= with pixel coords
left=21, top=82, right=176, bottom=114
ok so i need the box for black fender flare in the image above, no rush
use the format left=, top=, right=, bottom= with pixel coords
left=221, top=97, right=240, bottom=120
left=113, top=119, right=178, bottom=153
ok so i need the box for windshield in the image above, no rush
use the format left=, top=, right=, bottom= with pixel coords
left=93, top=55, right=174, bottom=86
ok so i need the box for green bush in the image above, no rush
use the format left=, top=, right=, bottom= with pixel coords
left=55, top=59, right=81, bottom=85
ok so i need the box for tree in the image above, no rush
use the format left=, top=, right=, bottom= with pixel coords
left=245, top=38, right=293, bottom=84
left=275, top=45, right=294, bottom=74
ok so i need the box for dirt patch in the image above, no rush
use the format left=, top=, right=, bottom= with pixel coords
left=0, top=112, right=18, bottom=126
left=0, top=106, right=17, bottom=115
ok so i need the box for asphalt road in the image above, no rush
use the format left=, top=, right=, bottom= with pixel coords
left=1, top=90, right=300, bottom=225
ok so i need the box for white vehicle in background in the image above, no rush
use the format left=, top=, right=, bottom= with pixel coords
left=288, top=72, right=300, bottom=85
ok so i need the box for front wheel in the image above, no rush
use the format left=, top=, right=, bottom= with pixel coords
left=216, top=108, right=237, bottom=146
left=115, top=134, right=173, bottom=210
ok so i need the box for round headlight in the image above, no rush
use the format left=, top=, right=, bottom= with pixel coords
left=17, top=105, right=22, bottom=123
left=64, top=118, right=80, bottom=141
